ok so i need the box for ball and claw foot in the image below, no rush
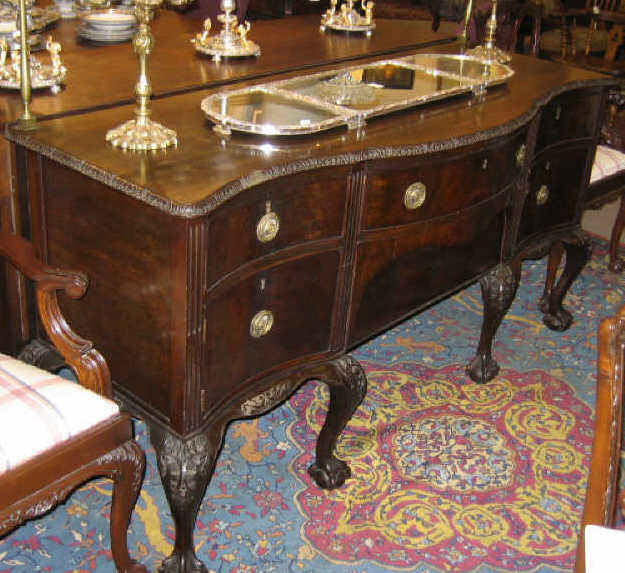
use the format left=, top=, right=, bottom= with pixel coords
left=609, top=256, right=625, bottom=273
left=539, top=298, right=573, bottom=331
left=308, top=456, right=351, bottom=489
left=466, top=353, right=499, bottom=384
left=159, top=551, right=207, bottom=573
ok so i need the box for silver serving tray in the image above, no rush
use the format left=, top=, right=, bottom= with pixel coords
left=200, top=53, right=514, bottom=137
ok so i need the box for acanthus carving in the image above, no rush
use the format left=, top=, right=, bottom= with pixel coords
left=240, top=381, right=295, bottom=417
left=96, top=440, right=145, bottom=493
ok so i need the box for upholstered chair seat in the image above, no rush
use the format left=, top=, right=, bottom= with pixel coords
left=591, top=144, right=625, bottom=183
left=0, top=353, right=119, bottom=474
left=540, top=26, right=609, bottom=54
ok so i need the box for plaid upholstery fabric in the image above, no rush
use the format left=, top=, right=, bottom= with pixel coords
left=591, top=144, right=625, bottom=184
left=0, top=353, right=119, bottom=474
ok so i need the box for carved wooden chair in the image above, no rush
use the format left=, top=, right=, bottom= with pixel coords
left=574, top=303, right=625, bottom=572
left=0, top=232, right=147, bottom=573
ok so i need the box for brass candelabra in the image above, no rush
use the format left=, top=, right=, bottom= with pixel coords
left=466, top=0, right=511, bottom=63
left=106, top=0, right=177, bottom=150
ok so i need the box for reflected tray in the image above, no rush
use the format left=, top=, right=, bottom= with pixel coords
left=200, top=53, right=514, bottom=136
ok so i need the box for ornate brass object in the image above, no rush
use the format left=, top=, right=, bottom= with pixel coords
left=536, top=184, right=549, bottom=206
left=105, top=0, right=177, bottom=150
left=191, top=0, right=260, bottom=62
left=466, top=0, right=511, bottom=64
left=515, top=144, right=525, bottom=167
left=256, top=203, right=280, bottom=243
left=250, top=310, right=274, bottom=338
left=404, top=182, right=427, bottom=210
left=320, top=0, right=375, bottom=36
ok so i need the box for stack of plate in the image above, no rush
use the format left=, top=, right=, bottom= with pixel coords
left=78, top=9, right=136, bottom=43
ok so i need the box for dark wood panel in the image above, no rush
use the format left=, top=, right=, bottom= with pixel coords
left=40, top=159, right=186, bottom=422
left=206, top=167, right=349, bottom=284
left=348, top=188, right=509, bottom=346
left=518, top=145, right=593, bottom=244
left=535, top=88, right=604, bottom=153
left=204, top=250, right=340, bottom=407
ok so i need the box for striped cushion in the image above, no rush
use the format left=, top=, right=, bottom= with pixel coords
left=0, top=353, right=119, bottom=474
left=591, top=145, right=625, bottom=184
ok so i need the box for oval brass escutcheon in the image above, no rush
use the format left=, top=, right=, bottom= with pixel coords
left=404, top=182, right=427, bottom=210
left=256, top=211, right=280, bottom=243
left=250, top=309, right=274, bottom=338
left=536, top=184, right=549, bottom=206
left=516, top=144, right=526, bottom=167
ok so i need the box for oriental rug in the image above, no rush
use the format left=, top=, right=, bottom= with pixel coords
left=1, top=236, right=624, bottom=573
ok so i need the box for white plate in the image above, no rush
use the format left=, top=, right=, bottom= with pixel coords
left=82, top=10, right=136, bottom=30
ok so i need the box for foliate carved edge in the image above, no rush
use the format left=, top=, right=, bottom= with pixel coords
left=96, top=440, right=145, bottom=494
left=152, top=430, right=215, bottom=508
left=0, top=483, right=75, bottom=534
left=241, top=381, right=298, bottom=417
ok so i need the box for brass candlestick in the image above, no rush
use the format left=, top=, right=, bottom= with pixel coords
left=15, top=0, right=35, bottom=130
left=106, top=0, right=177, bottom=150
left=460, top=0, right=474, bottom=48
left=466, top=0, right=510, bottom=63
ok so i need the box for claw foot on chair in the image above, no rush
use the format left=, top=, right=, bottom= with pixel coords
left=466, top=353, right=500, bottom=383
left=308, top=456, right=351, bottom=489
left=159, top=551, right=208, bottom=573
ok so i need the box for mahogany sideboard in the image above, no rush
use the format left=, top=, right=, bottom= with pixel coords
left=5, top=42, right=614, bottom=573
left=0, top=13, right=457, bottom=354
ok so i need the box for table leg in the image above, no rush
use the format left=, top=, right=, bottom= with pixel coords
left=466, top=262, right=521, bottom=383
left=307, top=356, right=367, bottom=490
left=608, top=194, right=625, bottom=273
left=148, top=423, right=224, bottom=573
left=539, top=233, right=591, bottom=331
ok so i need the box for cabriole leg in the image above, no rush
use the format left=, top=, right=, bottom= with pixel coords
left=466, top=262, right=521, bottom=383
left=307, top=355, right=367, bottom=490
left=148, top=423, right=223, bottom=573
left=539, top=234, right=591, bottom=331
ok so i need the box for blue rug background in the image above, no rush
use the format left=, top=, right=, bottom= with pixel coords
left=1, top=236, right=623, bottom=573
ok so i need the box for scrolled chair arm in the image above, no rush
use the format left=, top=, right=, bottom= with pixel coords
left=0, top=231, right=112, bottom=397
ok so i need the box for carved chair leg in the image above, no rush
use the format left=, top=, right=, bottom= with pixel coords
left=148, top=423, right=223, bottom=573
left=608, top=193, right=625, bottom=273
left=103, top=441, right=148, bottom=573
left=466, top=262, right=521, bottom=384
left=542, top=241, right=565, bottom=301
left=539, top=233, right=591, bottom=331
left=307, top=356, right=367, bottom=490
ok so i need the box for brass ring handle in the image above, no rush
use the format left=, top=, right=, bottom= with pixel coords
left=256, top=211, right=280, bottom=243
left=536, top=184, right=549, bottom=206
left=403, top=182, right=427, bottom=210
left=250, top=309, right=274, bottom=338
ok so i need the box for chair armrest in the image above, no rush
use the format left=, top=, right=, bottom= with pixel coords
left=0, top=232, right=112, bottom=397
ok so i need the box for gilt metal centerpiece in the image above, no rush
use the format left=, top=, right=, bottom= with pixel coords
left=192, top=0, right=259, bottom=62
left=465, top=0, right=511, bottom=63
left=106, top=0, right=177, bottom=150
left=320, top=0, right=375, bottom=36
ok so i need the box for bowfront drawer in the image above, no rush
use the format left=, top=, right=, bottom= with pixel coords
left=535, top=89, right=603, bottom=153
left=349, top=187, right=509, bottom=346
left=518, top=145, right=593, bottom=244
left=362, top=132, right=525, bottom=230
left=203, top=251, right=340, bottom=408
left=206, top=167, right=348, bottom=285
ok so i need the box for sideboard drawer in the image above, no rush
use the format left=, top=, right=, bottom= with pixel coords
left=535, top=89, right=602, bottom=153
left=206, top=168, right=348, bottom=284
left=362, top=133, right=524, bottom=230
left=203, top=251, right=340, bottom=407
left=348, top=188, right=508, bottom=346
left=518, top=145, right=592, bottom=244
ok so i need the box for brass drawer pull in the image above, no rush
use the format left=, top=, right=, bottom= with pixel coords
left=256, top=201, right=280, bottom=243
left=536, top=184, right=549, bottom=206
left=250, top=309, right=274, bottom=338
left=516, top=144, right=526, bottom=168
left=404, top=182, right=427, bottom=210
